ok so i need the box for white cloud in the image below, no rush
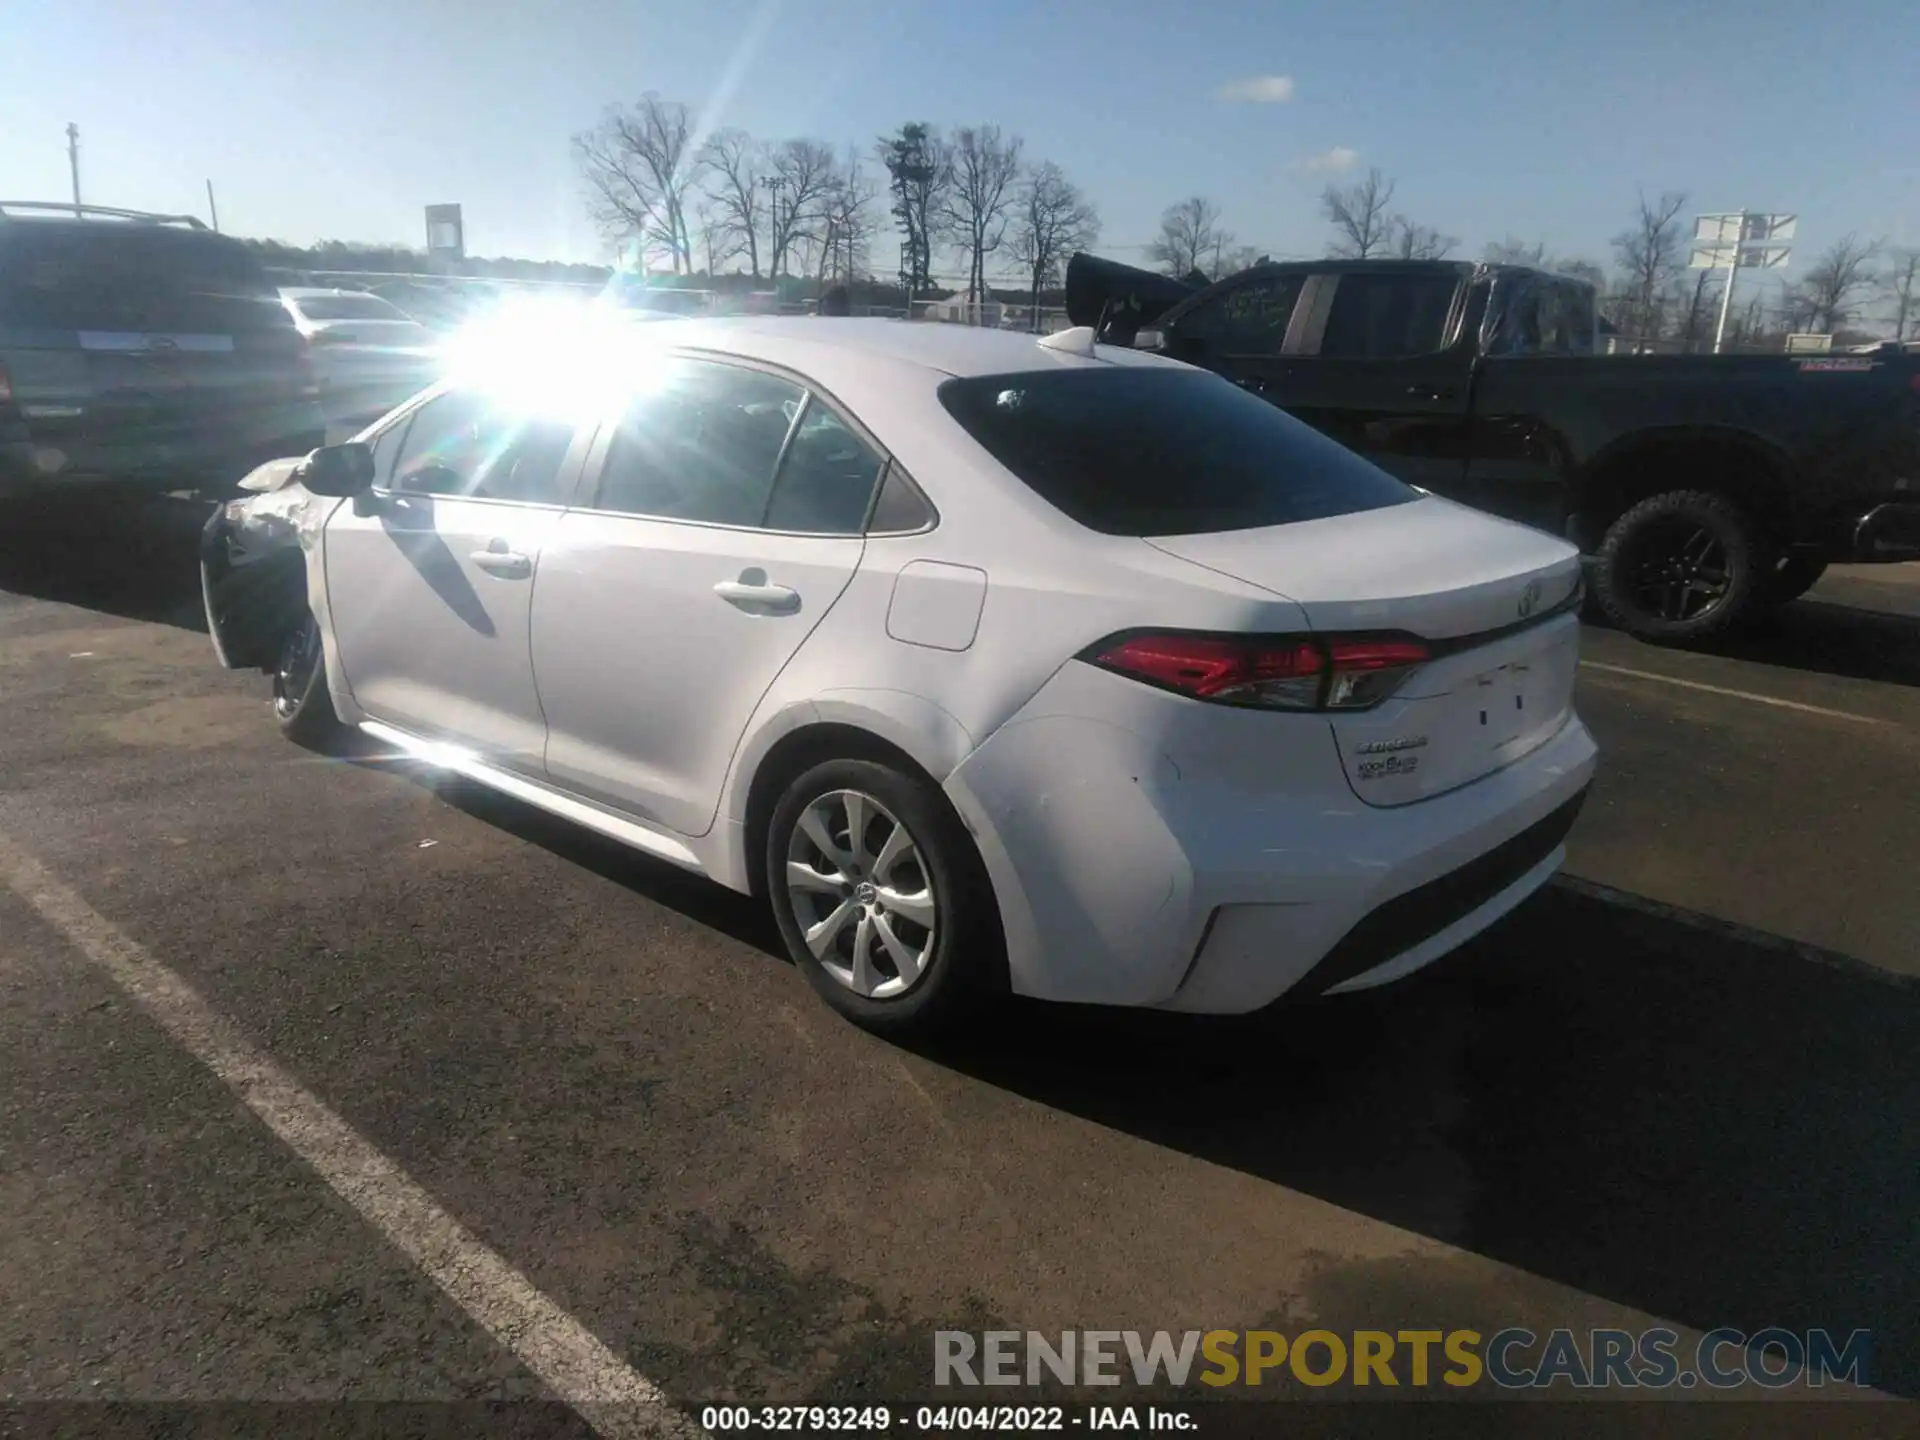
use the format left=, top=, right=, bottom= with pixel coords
left=1303, top=146, right=1360, bottom=173
left=1216, top=75, right=1295, bottom=104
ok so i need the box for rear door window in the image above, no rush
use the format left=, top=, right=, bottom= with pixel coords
left=762, top=400, right=887, bottom=533
left=0, top=228, right=290, bottom=334
left=1316, top=273, right=1462, bottom=358
left=938, top=366, right=1415, bottom=537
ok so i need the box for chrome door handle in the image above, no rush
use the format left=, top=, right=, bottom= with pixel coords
left=714, top=579, right=801, bottom=614
left=470, top=547, right=533, bottom=578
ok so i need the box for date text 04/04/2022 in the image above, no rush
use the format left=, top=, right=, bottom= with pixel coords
left=698, top=1405, right=1197, bottom=1432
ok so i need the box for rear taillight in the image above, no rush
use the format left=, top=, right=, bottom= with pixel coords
left=1086, top=631, right=1430, bottom=712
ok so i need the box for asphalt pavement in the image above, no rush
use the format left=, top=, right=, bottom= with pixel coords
left=0, top=500, right=1915, bottom=1436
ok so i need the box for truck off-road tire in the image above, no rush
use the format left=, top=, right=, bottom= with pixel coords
left=1593, top=490, right=1774, bottom=644
left=1761, top=554, right=1829, bottom=608
left=273, top=610, right=347, bottom=751
left=766, top=758, right=1005, bottom=1041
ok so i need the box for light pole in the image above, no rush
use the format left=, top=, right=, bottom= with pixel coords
left=761, top=176, right=786, bottom=280
left=67, top=123, right=82, bottom=216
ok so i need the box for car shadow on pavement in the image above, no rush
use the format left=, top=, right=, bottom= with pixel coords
left=368, top=764, right=789, bottom=959
left=0, top=496, right=213, bottom=631
left=925, top=883, right=1920, bottom=1399
left=365, top=751, right=1918, bottom=1395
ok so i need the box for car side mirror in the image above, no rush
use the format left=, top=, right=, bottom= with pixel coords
left=298, top=442, right=376, bottom=497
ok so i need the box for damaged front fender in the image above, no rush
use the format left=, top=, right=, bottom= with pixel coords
left=199, top=459, right=341, bottom=671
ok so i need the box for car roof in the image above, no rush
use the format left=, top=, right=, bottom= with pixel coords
left=636, top=316, right=1188, bottom=379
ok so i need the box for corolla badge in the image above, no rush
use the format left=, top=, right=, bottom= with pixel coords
left=1518, top=579, right=1544, bottom=618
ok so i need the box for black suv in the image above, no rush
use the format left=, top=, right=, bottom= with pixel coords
left=1, top=203, right=327, bottom=502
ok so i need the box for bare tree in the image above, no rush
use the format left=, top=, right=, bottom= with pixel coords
left=1219, top=244, right=1265, bottom=275
left=766, top=138, right=838, bottom=279
left=699, top=128, right=764, bottom=278
left=1675, top=268, right=1720, bottom=352
left=877, top=123, right=952, bottom=304
left=1148, top=197, right=1230, bottom=279
left=1322, top=168, right=1397, bottom=259
left=813, top=148, right=881, bottom=289
left=941, top=125, right=1024, bottom=322
left=1793, top=234, right=1882, bottom=334
left=573, top=94, right=706, bottom=274
left=1882, top=248, right=1920, bottom=342
left=1392, top=217, right=1458, bottom=260
left=1610, top=190, right=1688, bottom=341
left=693, top=196, right=744, bottom=277
left=1484, top=237, right=1549, bottom=266
left=1008, top=161, right=1100, bottom=330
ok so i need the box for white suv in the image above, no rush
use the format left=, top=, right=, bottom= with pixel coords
left=203, top=316, right=1596, bottom=1036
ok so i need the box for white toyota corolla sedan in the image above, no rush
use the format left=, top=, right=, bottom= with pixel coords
left=202, top=313, right=1596, bottom=1037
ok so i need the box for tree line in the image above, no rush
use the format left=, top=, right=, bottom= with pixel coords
left=242, top=237, right=614, bottom=286
left=572, top=94, right=1099, bottom=320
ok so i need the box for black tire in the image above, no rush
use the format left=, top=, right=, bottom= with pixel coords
left=765, top=757, right=1004, bottom=1039
left=1592, top=490, right=1773, bottom=643
left=272, top=610, right=346, bottom=750
left=1761, top=554, right=1828, bottom=608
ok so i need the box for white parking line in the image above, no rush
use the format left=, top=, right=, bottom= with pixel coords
left=1578, top=661, right=1889, bottom=725
left=0, top=829, right=695, bottom=1439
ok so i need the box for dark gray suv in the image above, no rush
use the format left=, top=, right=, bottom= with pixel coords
left=1, top=203, right=327, bottom=502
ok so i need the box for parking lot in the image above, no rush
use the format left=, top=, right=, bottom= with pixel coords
left=1, top=500, right=1916, bottom=1432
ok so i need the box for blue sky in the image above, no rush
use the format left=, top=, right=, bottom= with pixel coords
left=4, top=0, right=1916, bottom=281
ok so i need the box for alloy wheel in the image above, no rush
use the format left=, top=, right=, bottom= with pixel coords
left=1625, top=520, right=1732, bottom=623
left=273, top=615, right=321, bottom=719
left=784, top=789, right=938, bottom=999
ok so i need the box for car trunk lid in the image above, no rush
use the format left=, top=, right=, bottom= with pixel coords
left=1146, top=496, right=1585, bottom=805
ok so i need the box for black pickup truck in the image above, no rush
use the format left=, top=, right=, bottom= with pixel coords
left=1067, top=252, right=1920, bottom=642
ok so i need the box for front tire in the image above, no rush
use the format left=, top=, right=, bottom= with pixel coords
left=272, top=610, right=346, bottom=750
left=765, top=758, right=1003, bottom=1039
left=1593, top=490, right=1772, bottom=643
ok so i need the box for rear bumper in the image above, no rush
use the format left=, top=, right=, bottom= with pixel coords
left=1847, top=501, right=1920, bottom=562
left=943, top=661, right=1599, bottom=1014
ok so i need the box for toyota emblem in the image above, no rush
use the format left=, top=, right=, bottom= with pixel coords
left=1518, top=579, right=1544, bottom=618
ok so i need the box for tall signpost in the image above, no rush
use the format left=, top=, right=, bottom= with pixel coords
left=425, top=204, right=465, bottom=275
left=1691, top=213, right=1796, bottom=354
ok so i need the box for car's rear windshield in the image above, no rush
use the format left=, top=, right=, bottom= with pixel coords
left=0, top=227, right=290, bottom=332
left=292, top=294, right=410, bottom=322
left=937, top=366, right=1417, bottom=536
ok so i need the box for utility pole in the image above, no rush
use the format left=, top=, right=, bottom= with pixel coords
left=1712, top=234, right=1740, bottom=355
left=67, top=124, right=82, bottom=216
left=760, top=176, right=785, bottom=279
left=205, top=179, right=220, bottom=232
